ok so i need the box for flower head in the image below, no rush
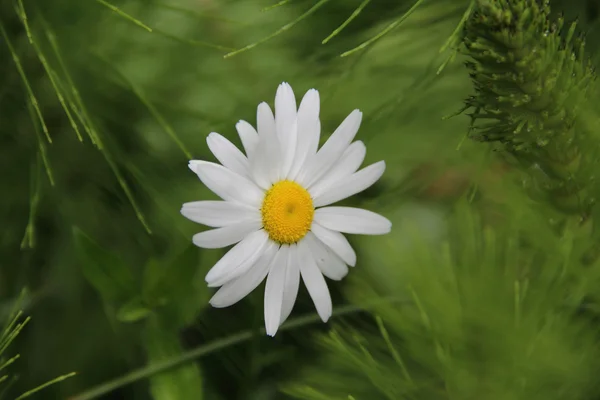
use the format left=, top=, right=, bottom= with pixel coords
left=182, top=82, right=391, bottom=336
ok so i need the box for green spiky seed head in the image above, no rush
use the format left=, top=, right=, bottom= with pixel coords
left=463, top=0, right=598, bottom=216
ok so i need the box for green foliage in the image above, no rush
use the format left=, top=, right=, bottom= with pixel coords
left=4, top=0, right=600, bottom=399
left=74, top=228, right=138, bottom=305
left=463, top=0, right=599, bottom=216
left=74, top=228, right=209, bottom=398
left=0, top=292, right=76, bottom=399
left=143, top=316, right=204, bottom=400
left=287, top=203, right=600, bottom=399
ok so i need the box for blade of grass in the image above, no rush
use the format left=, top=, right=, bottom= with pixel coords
left=15, top=372, right=77, bottom=400
left=69, top=299, right=407, bottom=400
left=16, top=0, right=83, bottom=141
left=95, top=0, right=152, bottom=32
left=93, top=53, right=192, bottom=159
left=0, top=318, right=30, bottom=357
left=151, top=1, right=244, bottom=24
left=0, top=21, right=52, bottom=144
left=150, top=27, right=235, bottom=52
left=0, top=375, right=18, bottom=400
left=37, top=14, right=152, bottom=233
left=20, top=156, right=43, bottom=249
left=0, top=355, right=20, bottom=373
left=26, top=101, right=55, bottom=186
left=37, top=15, right=100, bottom=146
left=262, top=0, right=294, bottom=12
left=341, top=0, right=427, bottom=57
left=437, top=0, right=474, bottom=75
left=224, top=0, right=331, bottom=58
left=374, top=315, right=413, bottom=384
left=125, top=162, right=189, bottom=240
left=322, top=0, right=371, bottom=44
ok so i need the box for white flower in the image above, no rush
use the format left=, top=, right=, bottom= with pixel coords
left=182, top=82, right=391, bottom=336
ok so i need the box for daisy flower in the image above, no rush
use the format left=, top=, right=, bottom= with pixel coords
left=182, top=82, right=391, bottom=336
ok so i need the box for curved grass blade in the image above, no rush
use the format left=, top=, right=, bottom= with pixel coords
left=322, top=0, right=371, bottom=44
left=14, top=372, right=77, bottom=400
left=341, top=0, right=427, bottom=57
left=262, top=0, right=293, bottom=12
left=16, top=0, right=84, bottom=141
left=0, top=20, right=52, bottom=144
left=95, top=0, right=152, bottom=32
left=20, top=156, right=43, bottom=249
left=68, top=299, right=407, bottom=400
left=151, top=27, right=235, bottom=52
left=93, top=53, right=192, bottom=159
left=151, top=1, right=244, bottom=24
left=36, top=14, right=152, bottom=233
left=224, top=0, right=331, bottom=58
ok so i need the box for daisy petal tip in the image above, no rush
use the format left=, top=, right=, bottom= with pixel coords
left=205, top=270, right=219, bottom=284
left=265, top=319, right=279, bottom=336
left=380, top=220, right=392, bottom=235
left=179, top=205, right=188, bottom=217
left=188, top=160, right=200, bottom=173
left=266, top=329, right=277, bottom=337
left=206, top=132, right=219, bottom=141
left=306, top=88, right=319, bottom=97
left=366, top=214, right=392, bottom=235
left=318, top=307, right=332, bottom=323
left=257, top=102, right=272, bottom=114
left=206, top=279, right=221, bottom=288
left=208, top=295, right=228, bottom=309
left=374, top=160, right=387, bottom=174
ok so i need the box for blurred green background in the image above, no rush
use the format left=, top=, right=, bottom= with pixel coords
left=2, top=0, right=600, bottom=399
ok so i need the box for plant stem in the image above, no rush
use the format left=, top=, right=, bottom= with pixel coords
left=68, top=302, right=399, bottom=400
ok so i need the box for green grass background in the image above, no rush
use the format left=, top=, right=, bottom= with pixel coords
left=2, top=0, right=600, bottom=399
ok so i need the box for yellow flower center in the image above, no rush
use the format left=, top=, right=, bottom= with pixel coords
left=261, top=180, right=314, bottom=244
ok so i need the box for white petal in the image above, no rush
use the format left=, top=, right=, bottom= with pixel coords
left=313, top=161, right=385, bottom=207
left=188, top=160, right=201, bottom=173
left=304, top=232, right=348, bottom=280
left=275, top=83, right=298, bottom=178
left=252, top=102, right=280, bottom=188
left=300, top=109, right=363, bottom=187
left=310, top=221, right=356, bottom=267
left=309, top=141, right=366, bottom=198
left=298, top=242, right=332, bottom=323
left=209, top=243, right=278, bottom=308
left=205, top=229, right=269, bottom=287
left=236, top=120, right=259, bottom=160
left=264, top=246, right=289, bottom=336
left=192, top=160, right=265, bottom=208
left=280, top=244, right=300, bottom=325
left=206, top=132, right=249, bottom=178
left=315, top=207, right=392, bottom=235
left=181, top=201, right=260, bottom=227
left=288, top=89, right=320, bottom=181
left=192, top=221, right=262, bottom=249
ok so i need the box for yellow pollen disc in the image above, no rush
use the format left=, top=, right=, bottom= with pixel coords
left=261, top=180, right=314, bottom=244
